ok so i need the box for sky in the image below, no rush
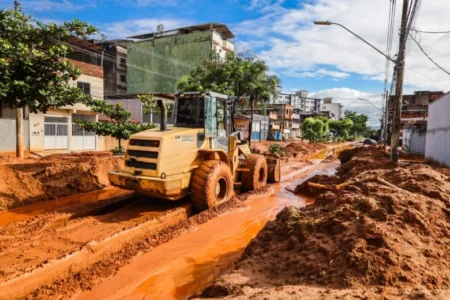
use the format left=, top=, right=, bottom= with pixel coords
left=2, top=0, right=450, bottom=127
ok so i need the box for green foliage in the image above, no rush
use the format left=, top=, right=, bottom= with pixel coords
left=344, top=110, right=371, bottom=137
left=77, top=99, right=156, bottom=151
left=301, top=117, right=328, bottom=143
left=268, top=143, right=284, bottom=156
left=176, top=52, right=280, bottom=146
left=329, top=118, right=354, bottom=141
left=111, top=147, right=125, bottom=156
left=0, top=9, right=98, bottom=112
left=138, top=94, right=174, bottom=116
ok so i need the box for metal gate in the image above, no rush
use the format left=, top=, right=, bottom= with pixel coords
left=72, top=114, right=96, bottom=150
left=44, top=116, right=68, bottom=150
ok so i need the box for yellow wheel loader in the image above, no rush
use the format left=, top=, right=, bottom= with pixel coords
left=108, top=91, right=281, bottom=211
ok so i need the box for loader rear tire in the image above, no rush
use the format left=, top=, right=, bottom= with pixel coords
left=191, top=160, right=234, bottom=212
left=242, top=154, right=268, bottom=192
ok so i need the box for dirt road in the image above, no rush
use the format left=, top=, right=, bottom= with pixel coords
left=0, top=142, right=348, bottom=299
left=74, top=160, right=340, bottom=299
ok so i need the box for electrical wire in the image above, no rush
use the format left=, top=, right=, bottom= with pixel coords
left=409, top=33, right=450, bottom=76
left=411, top=28, right=450, bottom=34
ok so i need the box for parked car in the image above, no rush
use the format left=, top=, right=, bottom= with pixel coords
left=362, top=138, right=377, bottom=145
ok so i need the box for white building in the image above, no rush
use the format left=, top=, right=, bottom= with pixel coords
left=28, top=59, right=104, bottom=152
left=270, top=90, right=322, bottom=113
left=425, top=93, right=450, bottom=166
left=321, top=98, right=343, bottom=120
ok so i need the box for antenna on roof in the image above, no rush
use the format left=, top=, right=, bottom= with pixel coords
left=157, top=24, right=164, bottom=33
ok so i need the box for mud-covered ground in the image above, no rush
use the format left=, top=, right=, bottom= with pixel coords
left=0, top=152, right=123, bottom=210
left=0, top=141, right=340, bottom=299
left=199, top=146, right=450, bottom=299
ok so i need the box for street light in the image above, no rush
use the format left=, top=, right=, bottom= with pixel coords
left=313, top=21, right=397, bottom=64
left=358, top=98, right=382, bottom=112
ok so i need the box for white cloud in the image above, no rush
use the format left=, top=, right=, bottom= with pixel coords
left=292, top=68, right=350, bottom=79
left=237, top=0, right=450, bottom=91
left=100, top=18, right=192, bottom=40
left=310, top=87, right=384, bottom=128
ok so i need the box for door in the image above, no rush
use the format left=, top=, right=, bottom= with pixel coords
left=72, top=114, right=96, bottom=150
left=44, top=116, right=69, bottom=150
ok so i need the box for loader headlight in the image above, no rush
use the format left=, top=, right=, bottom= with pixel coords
left=161, top=173, right=167, bottom=179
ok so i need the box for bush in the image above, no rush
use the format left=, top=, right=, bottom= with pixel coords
left=269, top=144, right=284, bottom=156
left=111, top=147, right=125, bottom=156
left=346, top=136, right=356, bottom=142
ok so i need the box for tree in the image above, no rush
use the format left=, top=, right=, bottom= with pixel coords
left=137, top=94, right=174, bottom=117
left=76, top=99, right=155, bottom=153
left=344, top=110, right=371, bottom=137
left=176, top=52, right=280, bottom=147
left=329, top=118, right=354, bottom=141
left=0, top=9, right=97, bottom=158
left=301, top=117, right=328, bottom=143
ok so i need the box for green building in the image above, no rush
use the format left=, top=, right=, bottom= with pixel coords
left=127, top=23, right=235, bottom=94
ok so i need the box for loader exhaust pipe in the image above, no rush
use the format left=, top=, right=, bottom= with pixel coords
left=157, top=99, right=167, bottom=131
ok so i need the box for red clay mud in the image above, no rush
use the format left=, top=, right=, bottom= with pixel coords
left=0, top=152, right=123, bottom=210
left=199, top=146, right=450, bottom=299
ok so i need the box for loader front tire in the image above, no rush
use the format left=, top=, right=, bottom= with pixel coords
left=191, top=160, right=234, bottom=212
left=242, top=154, right=268, bottom=192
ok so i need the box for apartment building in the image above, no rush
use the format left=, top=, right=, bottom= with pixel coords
left=95, top=39, right=128, bottom=97
left=270, top=90, right=322, bottom=113
left=127, top=23, right=235, bottom=93
left=321, top=97, right=343, bottom=120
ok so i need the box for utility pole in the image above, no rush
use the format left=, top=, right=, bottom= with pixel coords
left=390, top=0, right=409, bottom=162
left=14, top=0, right=24, bottom=159
left=383, top=90, right=389, bottom=145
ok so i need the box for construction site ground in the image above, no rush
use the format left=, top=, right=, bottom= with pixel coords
left=3, top=142, right=444, bottom=299
left=198, top=146, right=450, bottom=299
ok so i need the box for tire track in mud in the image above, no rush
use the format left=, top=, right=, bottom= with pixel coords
left=5, top=189, right=269, bottom=300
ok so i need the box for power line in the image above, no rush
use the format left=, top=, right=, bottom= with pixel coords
left=409, top=33, right=450, bottom=76
left=411, top=28, right=450, bottom=34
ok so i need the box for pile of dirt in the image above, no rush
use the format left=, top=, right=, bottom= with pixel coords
left=0, top=152, right=123, bottom=210
left=200, top=146, right=450, bottom=299
left=252, top=141, right=326, bottom=161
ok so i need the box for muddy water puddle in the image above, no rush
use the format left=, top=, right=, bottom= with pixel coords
left=76, top=161, right=340, bottom=300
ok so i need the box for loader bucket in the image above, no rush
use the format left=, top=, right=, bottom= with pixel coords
left=266, top=154, right=281, bottom=183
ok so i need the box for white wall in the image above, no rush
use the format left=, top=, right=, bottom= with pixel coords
left=425, top=93, right=450, bottom=166
left=0, top=119, right=30, bottom=152
left=322, top=103, right=341, bottom=120
left=404, top=127, right=426, bottom=155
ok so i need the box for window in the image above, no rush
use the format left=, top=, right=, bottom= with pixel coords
left=77, top=82, right=91, bottom=95
left=120, top=74, right=127, bottom=83
left=175, top=97, right=205, bottom=128
left=120, top=57, right=126, bottom=65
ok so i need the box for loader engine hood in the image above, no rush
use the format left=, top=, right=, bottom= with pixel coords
left=123, top=127, right=207, bottom=178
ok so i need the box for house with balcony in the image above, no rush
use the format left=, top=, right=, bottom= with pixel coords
left=388, top=90, right=444, bottom=144
left=127, top=23, right=235, bottom=94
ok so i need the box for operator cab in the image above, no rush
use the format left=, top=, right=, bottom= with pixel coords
left=174, top=92, right=230, bottom=146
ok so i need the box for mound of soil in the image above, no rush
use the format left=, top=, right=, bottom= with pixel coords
left=200, top=146, right=450, bottom=299
left=252, top=141, right=326, bottom=161
left=0, top=152, right=123, bottom=210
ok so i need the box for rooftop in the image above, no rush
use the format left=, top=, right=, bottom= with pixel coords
left=128, top=23, right=234, bottom=40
